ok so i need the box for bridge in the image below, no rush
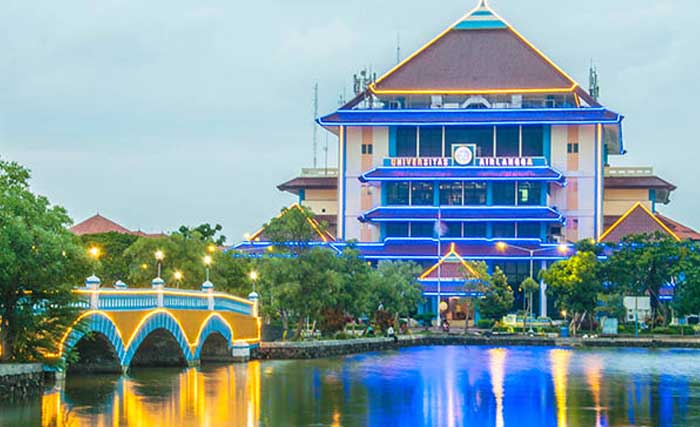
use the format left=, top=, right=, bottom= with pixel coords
left=46, top=277, right=260, bottom=373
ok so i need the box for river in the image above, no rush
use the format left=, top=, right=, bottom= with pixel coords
left=2, top=345, right=699, bottom=426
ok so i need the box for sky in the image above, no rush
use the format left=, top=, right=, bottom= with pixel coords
left=1, top=0, right=698, bottom=242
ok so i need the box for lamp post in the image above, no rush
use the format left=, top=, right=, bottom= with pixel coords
left=87, top=246, right=101, bottom=276
left=496, top=242, right=569, bottom=332
left=203, top=255, right=212, bottom=282
left=249, top=270, right=258, bottom=293
left=173, top=270, right=183, bottom=289
left=154, top=250, right=164, bottom=278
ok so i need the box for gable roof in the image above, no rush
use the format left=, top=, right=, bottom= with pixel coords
left=599, top=202, right=681, bottom=243
left=419, top=243, right=479, bottom=281
left=246, top=203, right=335, bottom=243
left=70, top=214, right=134, bottom=236
left=370, top=1, right=585, bottom=97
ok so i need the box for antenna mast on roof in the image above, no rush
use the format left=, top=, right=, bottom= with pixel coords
left=396, top=33, right=401, bottom=64
left=589, top=61, right=600, bottom=102
left=313, top=82, right=319, bottom=168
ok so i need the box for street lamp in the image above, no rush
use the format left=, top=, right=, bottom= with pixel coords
left=496, top=242, right=570, bottom=331
left=173, top=270, right=183, bottom=288
left=207, top=244, right=217, bottom=254
left=154, top=250, right=164, bottom=278
left=249, top=270, right=258, bottom=292
left=87, top=246, right=101, bottom=275
left=203, top=255, right=212, bottom=282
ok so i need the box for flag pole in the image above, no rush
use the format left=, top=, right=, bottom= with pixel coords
left=436, top=206, right=442, bottom=328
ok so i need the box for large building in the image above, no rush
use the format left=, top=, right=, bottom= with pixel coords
left=240, top=1, right=697, bottom=321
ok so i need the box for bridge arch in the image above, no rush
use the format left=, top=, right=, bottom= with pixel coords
left=193, top=313, right=235, bottom=360
left=122, top=310, right=194, bottom=368
left=60, top=311, right=126, bottom=367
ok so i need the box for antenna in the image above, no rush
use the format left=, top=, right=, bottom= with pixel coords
left=396, top=33, right=401, bottom=64
left=313, top=82, right=319, bottom=168
left=589, top=61, right=600, bottom=102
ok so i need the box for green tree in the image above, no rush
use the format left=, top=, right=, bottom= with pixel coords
left=0, top=159, right=89, bottom=362
left=520, top=277, right=540, bottom=332
left=477, top=267, right=514, bottom=322
left=367, top=261, right=424, bottom=328
left=604, top=233, right=682, bottom=326
left=542, top=251, right=602, bottom=336
left=672, top=244, right=700, bottom=318
left=263, top=205, right=328, bottom=254
left=80, top=232, right=139, bottom=285
left=178, top=223, right=226, bottom=246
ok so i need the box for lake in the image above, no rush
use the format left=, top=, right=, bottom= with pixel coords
left=2, top=345, right=699, bottom=426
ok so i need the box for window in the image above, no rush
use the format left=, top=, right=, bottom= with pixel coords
left=411, top=222, right=434, bottom=238
left=385, top=222, right=409, bottom=238
left=445, top=126, right=493, bottom=157
left=361, top=144, right=373, bottom=155
left=496, top=126, right=519, bottom=157
left=492, top=182, right=516, bottom=205
left=464, top=222, right=487, bottom=238
left=464, top=182, right=487, bottom=205
left=517, top=223, right=541, bottom=238
left=517, top=182, right=542, bottom=206
left=419, top=127, right=442, bottom=157
left=445, top=222, right=462, bottom=238
left=492, top=261, right=531, bottom=286
left=411, top=182, right=434, bottom=206
left=493, top=223, right=516, bottom=238
left=567, top=143, right=579, bottom=154
left=522, top=126, right=544, bottom=157
left=439, top=182, right=463, bottom=206
left=385, top=182, right=410, bottom=205
left=396, top=127, right=417, bottom=157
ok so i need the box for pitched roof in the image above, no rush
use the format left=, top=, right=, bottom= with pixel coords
left=419, top=243, right=479, bottom=281
left=604, top=176, right=676, bottom=191
left=370, top=1, right=585, bottom=97
left=653, top=214, right=700, bottom=241
left=277, top=176, right=338, bottom=195
left=70, top=214, right=134, bottom=235
left=246, top=203, right=335, bottom=243
left=599, top=203, right=681, bottom=243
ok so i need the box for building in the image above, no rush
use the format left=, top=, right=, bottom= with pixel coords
left=238, top=1, right=697, bottom=322
left=70, top=214, right=164, bottom=238
left=278, top=168, right=339, bottom=237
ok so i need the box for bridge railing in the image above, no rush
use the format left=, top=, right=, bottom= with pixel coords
left=73, top=288, right=255, bottom=316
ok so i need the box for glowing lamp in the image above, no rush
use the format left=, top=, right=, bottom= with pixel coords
left=88, top=246, right=101, bottom=259
left=203, top=255, right=212, bottom=266
left=249, top=271, right=258, bottom=281
left=174, top=271, right=183, bottom=281
left=154, top=250, right=165, bottom=261
left=496, top=242, right=507, bottom=251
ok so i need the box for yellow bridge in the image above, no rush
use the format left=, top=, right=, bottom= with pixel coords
left=48, top=283, right=260, bottom=372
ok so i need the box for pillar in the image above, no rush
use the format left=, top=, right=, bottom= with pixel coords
left=539, top=260, right=547, bottom=318
left=152, top=277, right=165, bottom=308
left=85, top=275, right=101, bottom=309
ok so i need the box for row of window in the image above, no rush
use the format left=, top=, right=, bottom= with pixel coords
left=395, top=126, right=545, bottom=158
left=385, top=181, right=543, bottom=206
left=384, top=222, right=544, bottom=239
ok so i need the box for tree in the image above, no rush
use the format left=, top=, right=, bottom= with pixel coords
left=367, top=261, right=424, bottom=328
left=542, top=251, right=602, bottom=336
left=178, top=223, right=226, bottom=246
left=604, top=233, right=682, bottom=326
left=80, top=232, right=139, bottom=285
left=672, top=244, right=700, bottom=318
left=520, top=277, right=540, bottom=332
left=263, top=205, right=328, bottom=254
left=477, top=267, right=514, bottom=322
left=0, top=159, right=89, bottom=362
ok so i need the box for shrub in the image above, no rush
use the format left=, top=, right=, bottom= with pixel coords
left=651, top=326, right=695, bottom=336
left=477, top=319, right=495, bottom=329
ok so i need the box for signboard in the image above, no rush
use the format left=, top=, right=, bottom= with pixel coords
left=384, top=155, right=547, bottom=168
left=452, top=144, right=476, bottom=166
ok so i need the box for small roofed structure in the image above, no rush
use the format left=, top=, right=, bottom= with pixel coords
left=418, top=243, right=485, bottom=298
left=70, top=214, right=164, bottom=238
left=245, top=203, right=335, bottom=243
left=598, top=202, right=700, bottom=243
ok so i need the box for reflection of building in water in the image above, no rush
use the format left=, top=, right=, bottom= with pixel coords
left=488, top=348, right=507, bottom=427
left=550, top=349, right=571, bottom=427
left=584, top=356, right=606, bottom=427
left=41, top=363, right=261, bottom=427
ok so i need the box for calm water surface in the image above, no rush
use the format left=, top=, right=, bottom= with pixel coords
left=2, top=346, right=700, bottom=427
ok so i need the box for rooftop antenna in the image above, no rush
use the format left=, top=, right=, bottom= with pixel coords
left=323, top=132, right=329, bottom=175
left=589, top=61, right=600, bottom=102
left=478, top=0, right=489, bottom=8
left=396, top=33, right=401, bottom=64
left=313, top=82, right=319, bottom=168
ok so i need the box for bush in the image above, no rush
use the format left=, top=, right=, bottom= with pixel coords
left=651, top=326, right=695, bottom=336
left=477, top=319, right=495, bottom=329
left=492, top=326, right=513, bottom=334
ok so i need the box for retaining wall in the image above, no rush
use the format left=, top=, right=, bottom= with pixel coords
left=0, top=364, right=44, bottom=400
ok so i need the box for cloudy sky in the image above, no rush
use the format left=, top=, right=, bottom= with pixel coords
left=1, top=0, right=698, bottom=241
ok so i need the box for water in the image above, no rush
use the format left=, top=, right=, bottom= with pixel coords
left=2, top=346, right=700, bottom=427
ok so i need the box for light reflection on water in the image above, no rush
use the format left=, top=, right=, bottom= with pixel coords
left=1, top=346, right=700, bottom=427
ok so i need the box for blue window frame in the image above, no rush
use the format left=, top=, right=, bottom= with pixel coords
left=411, top=222, right=434, bottom=238
left=385, top=222, right=409, bottom=238
left=517, top=182, right=542, bottom=206
left=396, top=127, right=417, bottom=157
left=411, top=182, right=434, bottom=206
left=419, top=127, right=442, bottom=157
left=385, top=182, right=410, bottom=205
left=492, top=182, right=516, bottom=205
left=522, top=126, right=544, bottom=157
left=496, top=126, right=519, bottom=157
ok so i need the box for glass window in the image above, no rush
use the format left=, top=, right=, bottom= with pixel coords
left=446, top=126, right=493, bottom=157
left=493, top=223, right=516, bottom=238
left=517, top=223, right=541, bottom=239
left=419, top=127, right=442, bottom=157
left=439, top=182, right=463, bottom=206
left=385, top=222, right=409, bottom=238
left=411, top=182, right=434, bottom=206
left=517, top=182, right=542, bottom=206
left=464, top=222, right=487, bottom=238
left=396, top=127, right=417, bottom=157
left=385, top=182, right=410, bottom=205
left=464, top=182, right=487, bottom=205
left=496, top=126, right=519, bottom=157
left=492, top=182, right=516, bottom=205
left=522, top=126, right=544, bottom=157
left=411, top=222, right=434, bottom=238
left=445, top=222, right=462, bottom=238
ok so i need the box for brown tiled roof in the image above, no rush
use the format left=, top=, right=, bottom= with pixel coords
left=277, top=177, right=337, bottom=195
left=600, top=203, right=681, bottom=243
left=70, top=214, right=164, bottom=238
left=370, top=5, right=577, bottom=95
left=604, top=176, right=676, bottom=191
left=656, top=214, right=700, bottom=241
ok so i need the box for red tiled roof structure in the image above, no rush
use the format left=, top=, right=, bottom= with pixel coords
left=277, top=176, right=337, bottom=196
left=419, top=243, right=479, bottom=281
left=599, top=203, right=690, bottom=243
left=70, top=214, right=164, bottom=238
left=369, top=2, right=593, bottom=103
left=604, top=176, right=676, bottom=191
left=655, top=215, right=700, bottom=241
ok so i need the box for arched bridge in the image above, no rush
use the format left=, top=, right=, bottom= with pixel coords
left=47, top=285, right=260, bottom=373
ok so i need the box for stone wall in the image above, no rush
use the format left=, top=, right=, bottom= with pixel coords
left=0, top=364, right=44, bottom=400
